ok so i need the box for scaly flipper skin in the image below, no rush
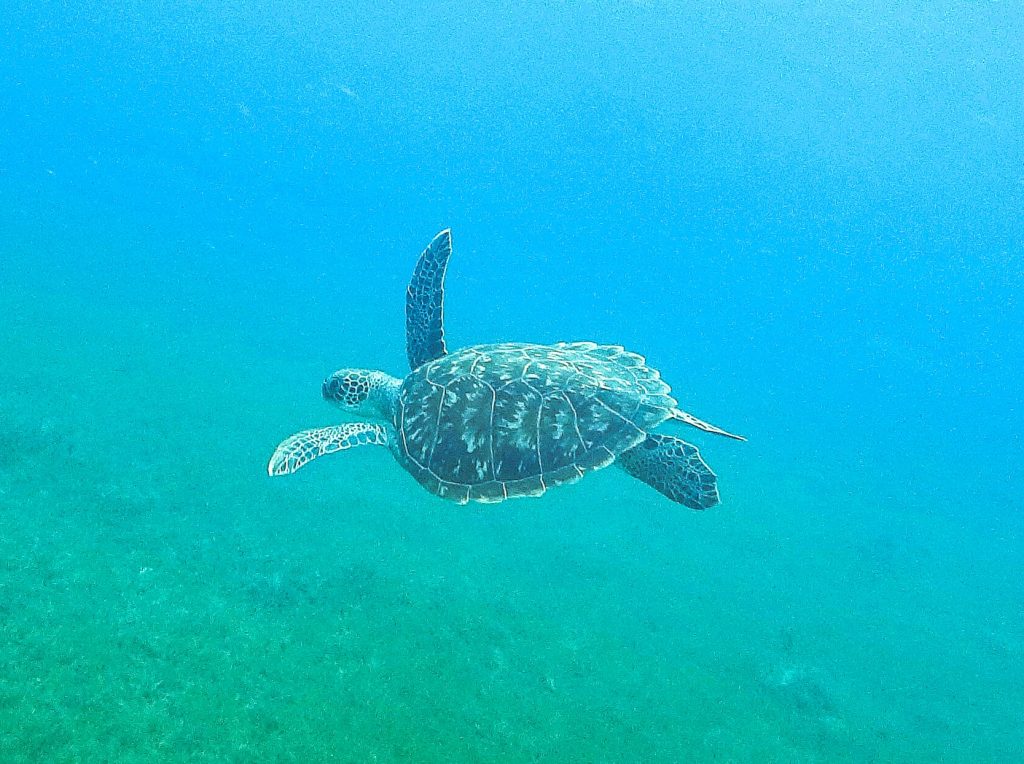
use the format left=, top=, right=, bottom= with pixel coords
left=671, top=408, right=746, bottom=441
left=618, top=433, right=720, bottom=510
left=268, top=423, right=391, bottom=476
left=406, top=229, right=452, bottom=370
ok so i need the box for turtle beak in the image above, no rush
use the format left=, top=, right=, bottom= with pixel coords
left=322, top=374, right=343, bottom=404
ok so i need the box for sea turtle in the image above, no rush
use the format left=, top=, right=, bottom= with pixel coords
left=268, top=230, right=743, bottom=509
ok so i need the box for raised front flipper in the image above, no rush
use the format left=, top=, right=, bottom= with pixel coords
left=406, top=229, right=453, bottom=370
left=267, top=423, right=391, bottom=476
left=618, top=433, right=720, bottom=510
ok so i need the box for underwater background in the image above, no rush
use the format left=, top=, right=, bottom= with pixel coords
left=2, top=1, right=1022, bottom=761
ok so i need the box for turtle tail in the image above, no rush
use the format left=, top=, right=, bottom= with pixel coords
left=670, top=408, right=746, bottom=441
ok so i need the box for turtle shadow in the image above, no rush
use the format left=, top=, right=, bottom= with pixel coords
left=239, top=558, right=385, bottom=613
left=0, top=410, right=76, bottom=474
left=754, top=630, right=857, bottom=748
left=758, top=662, right=836, bottom=717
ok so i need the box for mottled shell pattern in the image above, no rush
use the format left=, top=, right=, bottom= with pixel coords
left=394, top=341, right=678, bottom=503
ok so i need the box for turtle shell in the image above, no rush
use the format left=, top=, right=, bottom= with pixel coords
left=393, top=341, right=679, bottom=503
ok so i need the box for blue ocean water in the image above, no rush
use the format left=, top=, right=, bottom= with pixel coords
left=2, top=1, right=1022, bottom=761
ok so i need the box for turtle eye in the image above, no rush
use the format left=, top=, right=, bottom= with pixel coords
left=323, top=369, right=382, bottom=410
left=323, top=372, right=365, bottom=406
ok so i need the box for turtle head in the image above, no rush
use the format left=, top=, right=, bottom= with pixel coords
left=322, top=368, right=400, bottom=420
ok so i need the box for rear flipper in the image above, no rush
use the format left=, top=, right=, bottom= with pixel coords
left=618, top=433, right=720, bottom=510
left=268, top=423, right=391, bottom=476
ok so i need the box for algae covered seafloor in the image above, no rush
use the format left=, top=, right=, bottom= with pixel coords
left=1, top=226, right=1022, bottom=763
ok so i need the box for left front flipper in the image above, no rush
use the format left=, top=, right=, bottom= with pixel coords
left=267, top=423, right=391, bottom=476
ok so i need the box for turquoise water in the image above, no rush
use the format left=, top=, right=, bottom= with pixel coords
left=2, top=3, right=1023, bottom=761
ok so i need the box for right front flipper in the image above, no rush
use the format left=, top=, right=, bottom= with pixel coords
left=405, top=229, right=452, bottom=370
left=267, top=423, right=390, bottom=476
